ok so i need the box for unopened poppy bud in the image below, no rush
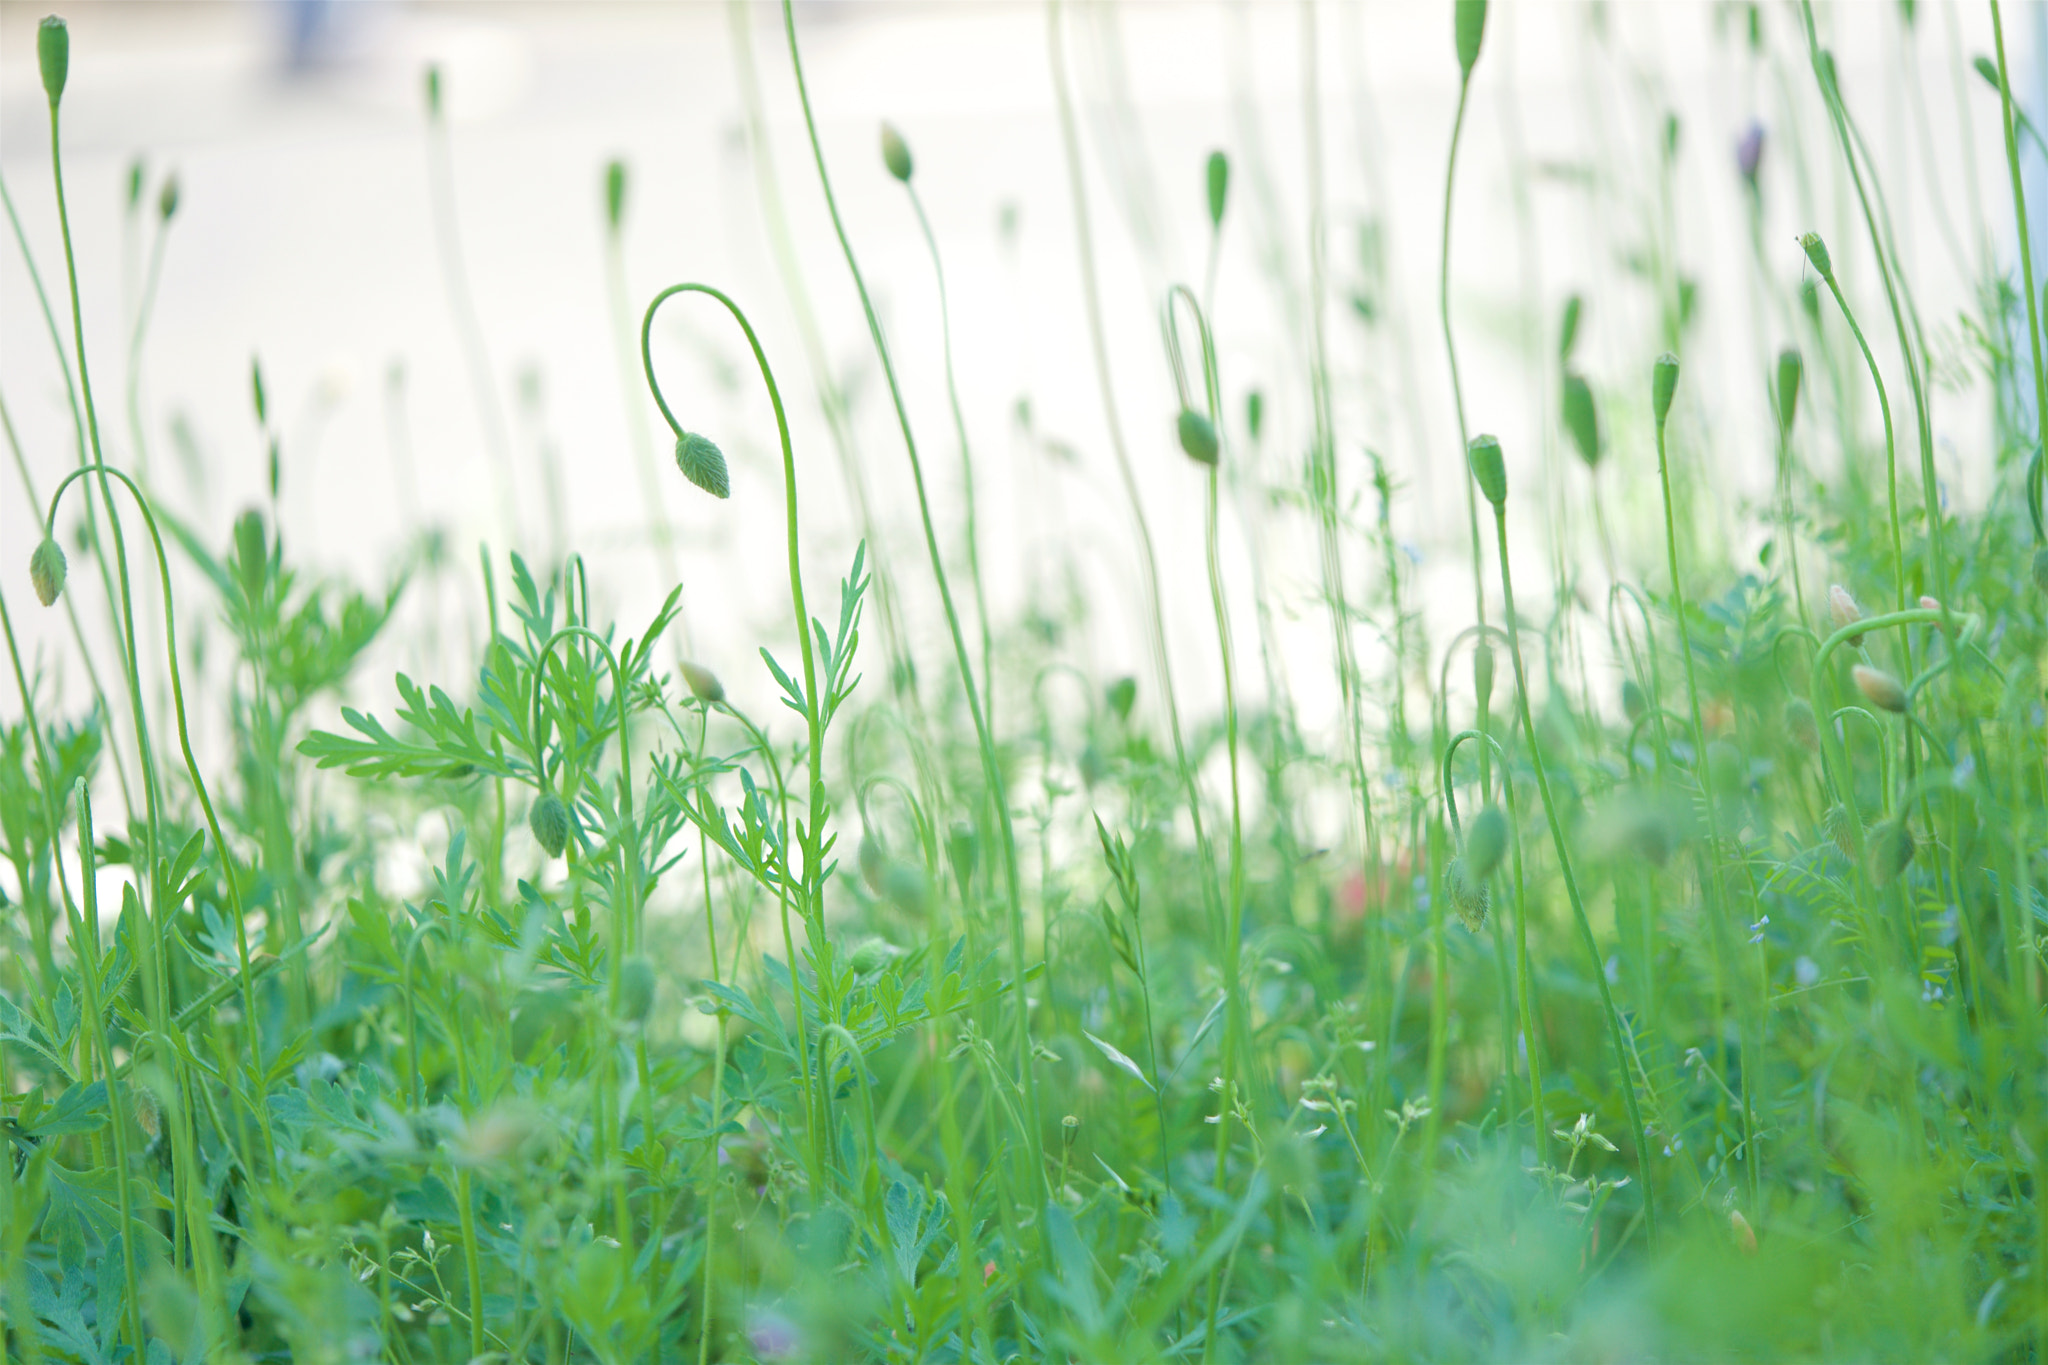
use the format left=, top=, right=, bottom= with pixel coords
left=1783, top=696, right=1817, bottom=749
left=1106, top=675, right=1137, bottom=722
left=1652, top=353, right=1680, bottom=427
left=1455, top=0, right=1488, bottom=80
left=947, top=820, right=978, bottom=888
left=1775, top=348, right=1802, bottom=435
left=529, top=791, right=571, bottom=859
left=882, top=859, right=931, bottom=916
left=1823, top=803, right=1855, bottom=858
left=2034, top=546, right=2048, bottom=594
left=1800, top=231, right=1833, bottom=280
left=1852, top=664, right=1907, bottom=714
left=1444, top=855, right=1489, bottom=932
left=1561, top=372, right=1600, bottom=468
left=1621, top=677, right=1646, bottom=723
left=617, top=954, right=656, bottom=1024
left=675, top=431, right=730, bottom=499
left=158, top=174, right=180, bottom=222
left=881, top=123, right=913, bottom=182
left=680, top=660, right=724, bottom=704
left=38, top=16, right=68, bottom=105
left=29, top=537, right=67, bottom=607
left=1473, top=640, right=1496, bottom=712
left=233, top=508, right=268, bottom=601
left=604, top=159, right=627, bottom=232
left=850, top=938, right=894, bottom=974
left=1467, top=434, right=1506, bottom=507
left=1177, top=408, right=1219, bottom=466
left=1870, top=817, right=1915, bottom=884
left=1828, top=584, right=1866, bottom=646
left=1206, top=150, right=1229, bottom=231
left=1464, top=805, right=1509, bottom=882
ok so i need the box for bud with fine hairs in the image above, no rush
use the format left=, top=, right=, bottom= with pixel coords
left=675, top=431, right=730, bottom=499
left=680, top=661, right=724, bottom=705
left=30, top=537, right=68, bottom=607
left=881, top=123, right=913, bottom=183
left=529, top=791, right=571, bottom=859
left=1852, top=664, right=1907, bottom=714
left=1800, top=231, right=1833, bottom=280
left=1445, top=855, right=1489, bottom=933
left=1463, top=806, right=1509, bottom=882
left=1827, top=584, right=1866, bottom=647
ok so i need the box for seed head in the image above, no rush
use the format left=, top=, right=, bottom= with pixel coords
left=1869, top=817, right=1915, bottom=884
left=1467, top=434, right=1507, bottom=507
left=604, top=159, right=627, bottom=232
left=1652, top=353, right=1681, bottom=428
left=2033, top=546, right=2048, bottom=595
left=679, top=660, right=725, bottom=704
left=1852, top=663, right=1907, bottom=714
left=1800, top=231, right=1833, bottom=280
left=675, top=431, right=730, bottom=499
left=617, top=954, right=656, bottom=1024
left=158, top=173, right=180, bottom=222
left=38, top=17, right=68, bottom=105
left=529, top=791, right=571, bottom=859
left=1177, top=408, right=1219, bottom=466
left=1827, top=584, right=1866, bottom=646
left=1206, top=150, right=1230, bottom=230
left=1455, top=0, right=1488, bottom=81
left=881, top=123, right=913, bottom=182
left=1561, top=372, right=1600, bottom=469
left=1444, top=855, right=1489, bottom=933
left=1464, top=805, right=1509, bottom=882
left=1736, top=121, right=1765, bottom=188
left=1775, top=348, right=1802, bottom=435
left=29, top=536, right=67, bottom=607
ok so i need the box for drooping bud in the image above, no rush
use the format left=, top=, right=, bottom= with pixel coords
left=38, top=16, right=69, bottom=106
left=1455, top=0, right=1488, bottom=81
left=1473, top=640, right=1496, bottom=713
left=881, top=859, right=932, bottom=916
left=675, top=431, right=731, bottom=499
left=158, top=173, right=180, bottom=222
left=1467, top=434, right=1507, bottom=507
left=1464, top=805, right=1509, bottom=882
left=1869, top=817, right=1915, bottom=884
left=616, top=954, right=656, bottom=1024
left=29, top=536, right=67, bottom=607
left=1800, top=232, right=1833, bottom=280
left=1852, top=664, right=1907, bottom=714
left=1177, top=408, right=1219, bottom=466
left=1783, top=696, right=1817, bottom=750
left=881, top=123, right=913, bottom=182
left=679, top=660, right=725, bottom=705
left=1206, top=150, right=1229, bottom=231
left=1736, top=121, right=1765, bottom=189
left=1444, top=855, right=1489, bottom=932
left=1106, top=676, right=1137, bottom=722
left=604, top=159, right=627, bottom=232
left=1561, top=372, right=1600, bottom=469
left=1652, top=353, right=1680, bottom=428
left=1822, top=803, right=1855, bottom=859
left=529, top=791, right=571, bottom=859
left=1775, top=348, right=1802, bottom=436
left=1827, top=584, right=1866, bottom=646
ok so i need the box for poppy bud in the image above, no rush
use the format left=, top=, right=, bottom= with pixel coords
left=1464, top=805, right=1509, bottom=882
left=1206, top=150, right=1229, bottom=231
left=39, top=16, right=68, bottom=106
left=881, top=123, right=913, bottom=182
left=882, top=860, right=931, bottom=916
left=1473, top=640, right=1496, bottom=713
left=1652, top=353, right=1680, bottom=428
left=1455, top=0, right=1488, bottom=80
left=1869, top=817, right=1915, bottom=884
left=1852, top=664, right=1907, bottom=714
left=158, top=174, right=180, bottom=222
left=1106, top=676, right=1137, bottom=722
left=1467, top=434, right=1506, bottom=507
left=859, top=834, right=886, bottom=895
left=530, top=791, right=571, bottom=859
left=1775, top=348, right=1802, bottom=435
left=675, top=431, right=731, bottom=499
left=1445, top=855, right=1489, bottom=932
left=1800, top=231, right=1833, bottom=280
left=851, top=938, right=894, bottom=974
left=679, top=661, right=724, bottom=704
left=1177, top=408, right=1219, bottom=466
left=1561, top=372, right=1600, bottom=468
left=947, top=820, right=978, bottom=890
left=1828, top=584, right=1866, bottom=646
left=617, top=954, right=656, bottom=1024
left=29, top=536, right=67, bottom=607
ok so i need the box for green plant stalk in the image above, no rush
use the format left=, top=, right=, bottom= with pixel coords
left=784, top=0, right=1044, bottom=1195
left=903, top=181, right=998, bottom=734
left=1440, top=71, right=1489, bottom=641
left=125, top=205, right=170, bottom=486
left=697, top=823, right=724, bottom=1365
left=0, top=582, right=82, bottom=995
left=642, top=281, right=829, bottom=1192
left=1811, top=266, right=1907, bottom=604
left=1486, top=497, right=1654, bottom=1242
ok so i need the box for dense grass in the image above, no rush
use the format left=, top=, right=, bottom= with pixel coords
left=6, top=1, right=2048, bottom=1361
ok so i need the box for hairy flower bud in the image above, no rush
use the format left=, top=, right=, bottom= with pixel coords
left=1445, top=855, right=1489, bottom=932
left=1652, top=353, right=1680, bottom=427
left=29, top=536, right=67, bottom=607
left=679, top=660, right=724, bottom=704
left=39, top=16, right=69, bottom=106
left=1177, top=408, right=1219, bottom=466
left=881, top=123, right=913, bottom=182
left=1463, top=805, right=1509, bottom=882
left=1467, top=434, right=1507, bottom=507
left=1852, top=664, right=1907, bottom=714
left=1800, top=231, right=1833, bottom=280
left=1828, top=584, right=1866, bottom=646
left=529, top=792, right=571, bottom=859
left=675, top=431, right=731, bottom=499
left=1869, top=817, right=1915, bottom=884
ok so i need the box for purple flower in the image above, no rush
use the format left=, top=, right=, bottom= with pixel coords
left=1737, top=121, right=1765, bottom=187
left=748, top=1309, right=802, bottom=1360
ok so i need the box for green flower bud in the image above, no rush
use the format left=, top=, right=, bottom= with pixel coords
left=1455, top=0, right=1488, bottom=80
left=1106, top=675, right=1137, bottom=722
left=1473, top=640, right=1496, bottom=713
left=946, top=820, right=978, bottom=891
left=1467, top=434, right=1506, bottom=507
left=1775, top=347, right=1802, bottom=435
left=1444, top=855, right=1489, bottom=932
left=1828, top=583, right=1867, bottom=647
left=39, top=16, right=68, bottom=106
left=679, top=660, right=724, bottom=704
left=1177, top=408, right=1219, bottom=466
left=158, top=173, right=180, bottom=222
left=1799, top=231, right=1833, bottom=280
left=1852, top=663, right=1908, bottom=714
left=675, top=431, right=730, bottom=499
left=1621, top=677, right=1646, bottom=723
left=1463, top=805, right=1509, bottom=882
left=850, top=938, right=895, bottom=974
left=127, top=159, right=145, bottom=210
left=604, top=159, right=627, bottom=232
left=1652, top=353, right=1680, bottom=428
left=617, top=954, right=656, bottom=1024
left=29, top=536, right=67, bottom=607
left=1558, top=293, right=1583, bottom=362
left=1246, top=389, right=1264, bottom=443
left=1561, top=371, right=1600, bottom=469
left=1869, top=817, right=1915, bottom=884
left=881, top=123, right=913, bottom=182
left=529, top=791, right=571, bottom=859
left=1205, top=150, right=1229, bottom=231
left=233, top=507, right=268, bottom=602
left=1822, top=803, right=1855, bottom=859
left=1783, top=696, right=1817, bottom=749
left=881, top=859, right=931, bottom=916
